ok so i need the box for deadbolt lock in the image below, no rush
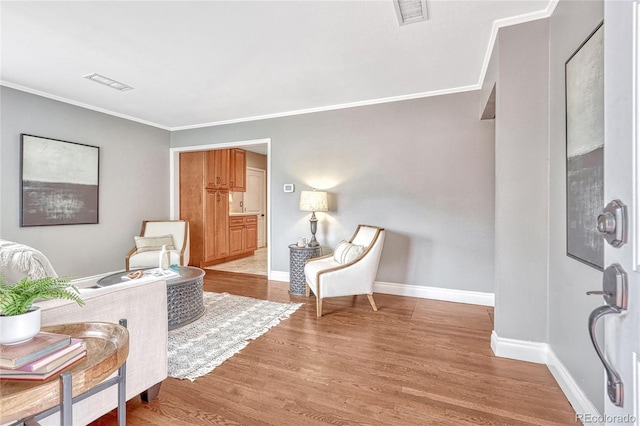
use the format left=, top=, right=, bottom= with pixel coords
left=597, top=200, right=627, bottom=248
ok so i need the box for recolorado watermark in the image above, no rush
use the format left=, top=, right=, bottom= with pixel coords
left=576, top=413, right=637, bottom=424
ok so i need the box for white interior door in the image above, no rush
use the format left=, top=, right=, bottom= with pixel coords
left=601, top=1, right=639, bottom=423
left=245, top=167, right=266, bottom=247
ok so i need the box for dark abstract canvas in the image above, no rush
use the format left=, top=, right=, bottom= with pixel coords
left=21, top=135, right=99, bottom=226
left=565, top=23, right=604, bottom=270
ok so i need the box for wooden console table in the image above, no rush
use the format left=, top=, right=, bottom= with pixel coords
left=0, top=321, right=129, bottom=425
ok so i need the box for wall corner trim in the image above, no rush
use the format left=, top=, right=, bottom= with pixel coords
left=374, top=281, right=494, bottom=306
left=490, top=330, right=549, bottom=364
left=491, top=330, right=601, bottom=422
left=270, top=271, right=289, bottom=282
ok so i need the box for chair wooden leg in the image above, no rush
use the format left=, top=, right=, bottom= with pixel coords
left=316, top=296, right=323, bottom=317
left=367, top=294, right=378, bottom=312
left=305, top=282, right=310, bottom=297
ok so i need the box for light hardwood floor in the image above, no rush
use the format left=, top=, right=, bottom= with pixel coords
left=92, top=270, right=577, bottom=425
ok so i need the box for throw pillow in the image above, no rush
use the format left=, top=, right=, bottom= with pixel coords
left=134, top=235, right=176, bottom=253
left=333, top=240, right=365, bottom=264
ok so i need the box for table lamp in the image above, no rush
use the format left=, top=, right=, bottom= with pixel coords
left=299, top=190, right=328, bottom=247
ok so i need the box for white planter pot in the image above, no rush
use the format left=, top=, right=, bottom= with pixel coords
left=0, top=307, right=42, bottom=345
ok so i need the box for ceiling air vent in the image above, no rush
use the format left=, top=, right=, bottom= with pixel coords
left=83, top=73, right=134, bottom=92
left=394, top=0, right=428, bottom=26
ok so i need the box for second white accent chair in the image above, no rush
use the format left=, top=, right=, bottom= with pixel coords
left=125, top=220, right=190, bottom=270
left=304, top=224, right=385, bottom=317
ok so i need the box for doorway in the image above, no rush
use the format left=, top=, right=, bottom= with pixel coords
left=170, top=138, right=271, bottom=277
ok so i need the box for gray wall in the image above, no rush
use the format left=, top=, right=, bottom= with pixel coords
left=493, top=19, right=550, bottom=343
left=489, top=0, right=605, bottom=411
left=0, top=87, right=171, bottom=277
left=172, top=93, right=496, bottom=292
left=548, top=0, right=604, bottom=412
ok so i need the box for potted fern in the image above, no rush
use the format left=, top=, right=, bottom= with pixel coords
left=0, top=275, right=84, bottom=345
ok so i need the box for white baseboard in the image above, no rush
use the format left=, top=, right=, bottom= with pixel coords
left=268, top=275, right=494, bottom=306
left=546, top=349, right=602, bottom=424
left=490, top=330, right=549, bottom=364
left=491, top=330, right=601, bottom=423
left=374, top=281, right=495, bottom=306
left=269, top=270, right=289, bottom=282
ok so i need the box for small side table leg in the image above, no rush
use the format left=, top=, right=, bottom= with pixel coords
left=118, top=319, right=128, bottom=426
left=60, top=372, right=73, bottom=425
left=117, top=362, right=127, bottom=426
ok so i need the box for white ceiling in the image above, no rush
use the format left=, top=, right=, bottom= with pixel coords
left=1, top=1, right=554, bottom=131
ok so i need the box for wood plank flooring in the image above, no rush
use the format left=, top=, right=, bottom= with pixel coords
left=92, top=270, right=577, bottom=425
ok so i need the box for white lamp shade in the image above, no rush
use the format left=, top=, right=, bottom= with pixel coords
left=299, top=190, right=328, bottom=212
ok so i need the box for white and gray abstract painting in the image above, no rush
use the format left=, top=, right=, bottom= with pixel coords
left=566, top=24, right=604, bottom=270
left=21, top=135, right=99, bottom=226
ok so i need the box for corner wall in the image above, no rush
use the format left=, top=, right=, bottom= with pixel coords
left=548, top=0, right=605, bottom=413
left=0, top=87, right=171, bottom=277
left=490, top=0, right=605, bottom=413
left=494, top=19, right=550, bottom=344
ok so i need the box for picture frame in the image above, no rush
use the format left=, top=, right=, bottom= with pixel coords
left=21, top=134, right=100, bottom=226
left=565, top=21, right=604, bottom=270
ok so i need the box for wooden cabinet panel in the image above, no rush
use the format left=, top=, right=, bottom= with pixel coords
left=229, top=149, right=246, bottom=192
left=214, top=191, right=229, bottom=259
left=201, top=190, right=230, bottom=264
left=204, top=191, right=217, bottom=262
left=205, top=149, right=229, bottom=190
left=229, top=217, right=244, bottom=226
left=216, top=150, right=230, bottom=190
left=245, top=223, right=258, bottom=251
left=244, top=215, right=258, bottom=251
left=229, top=224, right=244, bottom=256
left=180, top=152, right=206, bottom=266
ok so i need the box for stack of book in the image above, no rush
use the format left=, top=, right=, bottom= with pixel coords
left=0, top=331, right=87, bottom=380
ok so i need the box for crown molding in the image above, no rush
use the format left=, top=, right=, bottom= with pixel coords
left=0, top=80, right=170, bottom=131
left=477, top=0, right=559, bottom=87
left=169, top=84, right=478, bottom=131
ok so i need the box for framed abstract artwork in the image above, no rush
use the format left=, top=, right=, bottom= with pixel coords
left=21, top=134, right=99, bottom=226
left=565, top=22, right=604, bottom=270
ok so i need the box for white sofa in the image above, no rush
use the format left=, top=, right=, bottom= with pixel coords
left=0, top=239, right=58, bottom=284
left=0, top=241, right=168, bottom=425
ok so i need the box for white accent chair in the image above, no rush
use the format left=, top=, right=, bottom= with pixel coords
left=304, top=225, right=385, bottom=317
left=125, top=220, right=190, bottom=270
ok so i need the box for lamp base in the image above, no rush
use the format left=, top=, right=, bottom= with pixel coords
left=308, top=213, right=319, bottom=247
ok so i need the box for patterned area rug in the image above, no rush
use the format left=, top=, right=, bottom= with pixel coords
left=168, top=292, right=302, bottom=381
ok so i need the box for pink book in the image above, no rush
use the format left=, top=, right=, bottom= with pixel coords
left=0, top=339, right=85, bottom=373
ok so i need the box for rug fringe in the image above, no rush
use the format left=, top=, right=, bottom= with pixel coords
left=168, top=292, right=303, bottom=381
